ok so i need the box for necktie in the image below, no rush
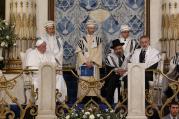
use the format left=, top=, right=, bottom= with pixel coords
left=139, top=49, right=146, bottom=63
left=173, top=117, right=176, bottom=119
left=118, top=56, right=124, bottom=67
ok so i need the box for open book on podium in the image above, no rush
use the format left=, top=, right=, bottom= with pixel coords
left=79, top=65, right=95, bottom=77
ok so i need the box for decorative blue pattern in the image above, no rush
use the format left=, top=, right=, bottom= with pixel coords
left=101, top=0, right=121, bottom=11
left=63, top=41, right=75, bottom=60
left=55, top=0, right=145, bottom=65
left=125, top=0, right=144, bottom=10
left=80, top=16, right=90, bottom=33
left=56, top=0, right=74, bottom=12
left=57, top=17, right=75, bottom=35
left=128, top=15, right=144, bottom=35
left=80, top=0, right=98, bottom=11
left=102, top=16, right=120, bottom=35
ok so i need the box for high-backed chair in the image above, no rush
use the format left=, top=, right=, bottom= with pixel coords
left=20, top=48, right=34, bottom=104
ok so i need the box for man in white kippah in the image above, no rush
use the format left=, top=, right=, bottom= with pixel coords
left=44, top=20, right=54, bottom=28
left=42, top=20, right=63, bottom=67
left=26, top=38, right=67, bottom=102
left=41, top=21, right=67, bottom=102
left=76, top=19, right=102, bottom=99
left=86, top=19, right=96, bottom=27
left=118, top=24, right=138, bottom=59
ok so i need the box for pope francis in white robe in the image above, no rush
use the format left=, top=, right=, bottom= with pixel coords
left=26, top=39, right=67, bottom=102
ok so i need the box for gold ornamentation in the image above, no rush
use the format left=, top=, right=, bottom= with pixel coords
left=0, top=76, right=16, bottom=90
left=0, top=98, right=15, bottom=119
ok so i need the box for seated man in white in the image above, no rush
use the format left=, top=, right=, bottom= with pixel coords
left=162, top=52, right=179, bottom=99
left=130, top=35, right=161, bottom=89
left=25, top=39, right=67, bottom=102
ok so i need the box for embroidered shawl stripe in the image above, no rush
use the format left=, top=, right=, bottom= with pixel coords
left=106, top=56, right=118, bottom=67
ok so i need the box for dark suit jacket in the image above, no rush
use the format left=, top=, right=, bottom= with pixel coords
left=162, top=114, right=179, bottom=119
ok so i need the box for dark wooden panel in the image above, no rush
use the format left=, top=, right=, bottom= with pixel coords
left=146, top=0, right=150, bottom=37
left=0, top=0, right=5, bottom=19
left=48, top=0, right=54, bottom=20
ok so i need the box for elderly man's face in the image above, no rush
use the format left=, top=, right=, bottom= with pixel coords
left=87, top=26, right=95, bottom=35
left=46, top=26, right=55, bottom=36
left=170, top=104, right=179, bottom=117
left=37, top=42, right=46, bottom=54
left=140, top=37, right=150, bottom=49
left=121, top=31, right=129, bottom=39
left=114, top=45, right=124, bottom=56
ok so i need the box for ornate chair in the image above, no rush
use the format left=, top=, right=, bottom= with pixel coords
left=19, top=48, right=34, bottom=104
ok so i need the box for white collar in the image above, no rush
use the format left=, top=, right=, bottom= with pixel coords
left=35, top=49, right=48, bottom=63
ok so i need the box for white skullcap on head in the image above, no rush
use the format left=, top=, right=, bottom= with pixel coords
left=44, top=20, right=55, bottom=28
left=86, top=19, right=96, bottom=27
left=120, top=25, right=131, bottom=32
left=36, top=39, right=45, bottom=47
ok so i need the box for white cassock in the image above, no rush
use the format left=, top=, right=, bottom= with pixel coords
left=119, top=37, right=138, bottom=58
left=26, top=48, right=67, bottom=102
left=130, top=46, right=161, bottom=69
left=42, top=34, right=67, bottom=102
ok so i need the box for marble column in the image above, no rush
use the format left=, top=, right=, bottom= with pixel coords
left=36, top=0, right=48, bottom=36
left=127, top=63, right=147, bottom=119
left=150, top=0, right=162, bottom=50
left=36, top=63, right=57, bottom=119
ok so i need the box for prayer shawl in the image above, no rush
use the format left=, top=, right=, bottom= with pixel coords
left=42, top=34, right=63, bottom=67
left=130, top=46, right=161, bottom=69
left=76, top=35, right=102, bottom=67
left=75, top=34, right=102, bottom=97
left=119, top=37, right=138, bottom=58
left=105, top=52, right=126, bottom=68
